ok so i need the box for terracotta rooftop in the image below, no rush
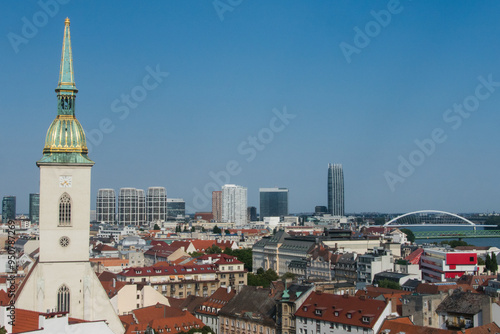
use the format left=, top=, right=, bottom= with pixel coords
left=197, top=287, right=236, bottom=316
left=295, top=292, right=389, bottom=329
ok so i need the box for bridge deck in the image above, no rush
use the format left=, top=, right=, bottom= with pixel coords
left=413, top=230, right=500, bottom=239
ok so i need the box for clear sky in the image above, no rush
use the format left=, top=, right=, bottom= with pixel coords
left=2, top=1, right=500, bottom=214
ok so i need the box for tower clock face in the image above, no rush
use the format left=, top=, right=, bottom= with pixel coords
left=59, top=176, right=72, bottom=188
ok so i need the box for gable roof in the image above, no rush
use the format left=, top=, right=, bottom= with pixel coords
left=197, top=287, right=236, bottom=315
left=295, top=292, right=388, bottom=329
left=436, top=290, right=490, bottom=315
left=219, top=286, right=277, bottom=327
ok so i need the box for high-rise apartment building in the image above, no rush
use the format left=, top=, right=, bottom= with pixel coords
left=146, top=187, right=167, bottom=223
left=118, top=188, right=146, bottom=226
left=327, top=163, right=345, bottom=216
left=212, top=191, right=222, bottom=222
left=259, top=188, right=288, bottom=219
left=167, top=198, right=185, bottom=220
left=2, top=196, right=16, bottom=222
left=96, top=189, right=116, bottom=224
left=222, top=184, right=247, bottom=227
left=29, top=193, right=40, bottom=224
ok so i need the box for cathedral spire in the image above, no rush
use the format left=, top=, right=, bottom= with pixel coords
left=56, top=17, right=77, bottom=94
left=38, top=18, right=93, bottom=165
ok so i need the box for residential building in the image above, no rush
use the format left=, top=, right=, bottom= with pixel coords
left=167, top=198, right=185, bottom=220
left=222, top=184, right=247, bottom=227
left=294, top=291, right=391, bottom=334
left=2, top=196, right=16, bottom=222
left=401, top=292, right=448, bottom=327
left=219, top=286, right=278, bottom=334
left=146, top=186, right=167, bottom=224
left=195, top=286, right=236, bottom=334
left=356, top=248, right=394, bottom=288
left=118, top=188, right=146, bottom=226
left=327, top=163, right=344, bottom=216
left=29, top=193, right=40, bottom=224
left=333, top=253, right=358, bottom=282
left=421, top=248, right=478, bottom=283
left=212, top=191, right=222, bottom=222
left=197, top=253, right=247, bottom=288
left=436, top=290, right=493, bottom=330
left=260, top=187, right=289, bottom=220
left=117, top=264, right=220, bottom=298
left=97, top=188, right=116, bottom=224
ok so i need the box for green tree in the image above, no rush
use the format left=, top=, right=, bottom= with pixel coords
left=153, top=223, right=161, bottom=230
left=373, top=217, right=386, bottom=225
left=485, top=253, right=492, bottom=271
left=191, top=226, right=195, bottom=232
left=212, top=225, right=222, bottom=234
left=0, top=327, right=7, bottom=334
left=377, top=279, right=401, bottom=290
left=247, top=268, right=279, bottom=288
left=206, top=245, right=222, bottom=254
left=491, top=253, right=498, bottom=273
left=189, top=251, right=204, bottom=258
left=224, top=229, right=231, bottom=235
left=281, top=272, right=296, bottom=281
left=477, top=257, right=485, bottom=266
left=400, top=229, right=415, bottom=243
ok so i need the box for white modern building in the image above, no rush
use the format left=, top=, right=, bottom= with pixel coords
left=146, top=186, right=167, bottom=223
left=118, top=188, right=146, bottom=226
left=96, top=188, right=116, bottom=224
left=222, top=184, right=247, bottom=227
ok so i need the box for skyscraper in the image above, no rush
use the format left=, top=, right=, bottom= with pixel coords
left=2, top=196, right=16, bottom=221
left=29, top=193, right=40, bottom=224
left=146, top=187, right=167, bottom=223
left=222, top=184, right=247, bottom=227
left=328, top=163, right=345, bottom=216
left=212, top=190, right=222, bottom=222
left=15, top=19, right=124, bottom=333
left=259, top=188, right=288, bottom=219
left=167, top=198, right=185, bottom=219
left=96, top=189, right=116, bottom=224
left=118, top=188, right=146, bottom=226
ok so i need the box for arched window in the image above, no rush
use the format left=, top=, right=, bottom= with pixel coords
left=57, top=285, right=70, bottom=313
left=59, top=193, right=71, bottom=226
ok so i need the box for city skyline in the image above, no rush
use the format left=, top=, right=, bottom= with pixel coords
left=3, top=2, right=500, bottom=214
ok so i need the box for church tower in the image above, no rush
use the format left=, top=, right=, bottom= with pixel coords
left=15, top=19, right=124, bottom=334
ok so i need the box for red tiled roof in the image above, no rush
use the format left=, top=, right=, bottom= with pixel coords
left=94, top=244, right=118, bottom=252
left=197, top=287, right=236, bottom=315
left=120, top=303, right=204, bottom=334
left=295, top=292, right=388, bottom=329
left=12, top=309, right=41, bottom=333
left=415, top=283, right=476, bottom=294
left=405, top=248, right=424, bottom=265
left=0, top=289, right=10, bottom=306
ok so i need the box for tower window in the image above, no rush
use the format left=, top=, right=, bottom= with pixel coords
left=59, top=193, right=71, bottom=226
left=57, top=285, right=70, bottom=313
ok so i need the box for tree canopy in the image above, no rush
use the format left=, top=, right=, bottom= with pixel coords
left=248, top=268, right=279, bottom=288
left=400, top=228, right=415, bottom=243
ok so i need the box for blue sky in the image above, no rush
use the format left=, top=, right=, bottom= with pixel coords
left=2, top=1, right=500, bottom=214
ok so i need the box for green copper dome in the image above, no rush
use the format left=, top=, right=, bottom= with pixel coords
left=37, top=18, right=93, bottom=165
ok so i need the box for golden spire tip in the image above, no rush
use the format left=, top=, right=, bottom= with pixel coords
left=65, top=17, right=70, bottom=25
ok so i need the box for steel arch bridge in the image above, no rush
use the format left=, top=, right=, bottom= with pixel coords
left=384, top=210, right=477, bottom=228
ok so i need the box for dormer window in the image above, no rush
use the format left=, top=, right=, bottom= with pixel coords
left=315, top=309, right=323, bottom=316
left=334, top=311, right=339, bottom=316
left=347, top=313, right=352, bottom=319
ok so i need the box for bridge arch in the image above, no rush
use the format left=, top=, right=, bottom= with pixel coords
left=384, top=210, right=475, bottom=227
